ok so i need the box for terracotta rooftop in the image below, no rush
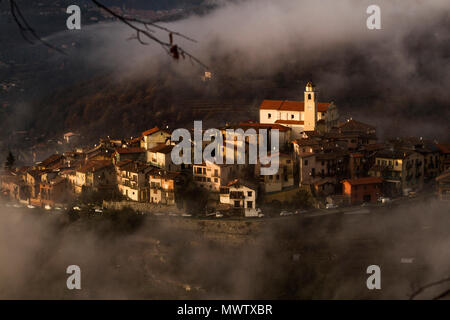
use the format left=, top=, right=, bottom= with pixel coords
left=77, top=160, right=112, bottom=173
left=260, top=99, right=331, bottom=112
left=236, top=122, right=291, bottom=132
left=275, top=120, right=305, bottom=125
left=338, top=119, right=376, bottom=133
left=115, top=147, right=145, bottom=154
left=142, top=127, right=171, bottom=136
left=40, top=154, right=64, bottom=167
left=437, top=143, right=450, bottom=154
left=149, top=144, right=174, bottom=154
left=342, top=177, right=383, bottom=185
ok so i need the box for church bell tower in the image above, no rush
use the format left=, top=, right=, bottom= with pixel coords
left=304, top=81, right=317, bottom=131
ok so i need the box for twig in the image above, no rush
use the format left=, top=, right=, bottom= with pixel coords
left=409, top=277, right=450, bottom=300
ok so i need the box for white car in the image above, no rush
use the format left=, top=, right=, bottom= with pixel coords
left=258, top=213, right=265, bottom=218
left=94, top=208, right=103, bottom=213
left=44, top=205, right=52, bottom=210
left=280, top=210, right=293, bottom=216
left=73, top=206, right=81, bottom=211
left=378, top=197, right=392, bottom=204
left=27, top=204, right=36, bottom=209
left=325, top=203, right=338, bottom=209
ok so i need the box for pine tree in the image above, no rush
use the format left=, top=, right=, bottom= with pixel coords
left=5, top=151, right=15, bottom=170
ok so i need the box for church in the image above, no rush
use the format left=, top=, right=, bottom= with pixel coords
left=259, top=81, right=339, bottom=138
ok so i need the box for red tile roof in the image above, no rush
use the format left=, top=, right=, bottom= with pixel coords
left=437, top=143, right=450, bottom=154
left=338, top=119, right=376, bottom=133
left=237, top=122, right=291, bottom=132
left=115, top=147, right=145, bottom=154
left=142, top=127, right=171, bottom=136
left=142, top=127, right=160, bottom=136
left=149, top=144, right=174, bottom=154
left=342, top=177, right=383, bottom=186
left=260, top=99, right=331, bottom=112
left=275, top=120, right=305, bottom=125
left=77, top=160, right=112, bottom=173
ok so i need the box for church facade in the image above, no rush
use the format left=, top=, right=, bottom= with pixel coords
left=259, top=82, right=339, bottom=138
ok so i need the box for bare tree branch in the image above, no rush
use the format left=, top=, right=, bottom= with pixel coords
left=409, top=276, right=450, bottom=300
left=5, top=0, right=208, bottom=69
left=9, top=0, right=67, bottom=54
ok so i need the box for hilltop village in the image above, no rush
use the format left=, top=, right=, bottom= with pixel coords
left=1, top=82, right=449, bottom=217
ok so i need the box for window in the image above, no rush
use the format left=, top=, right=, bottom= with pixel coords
left=247, top=191, right=252, bottom=197
left=304, top=160, right=309, bottom=166
left=291, top=114, right=294, bottom=119
left=308, top=94, right=311, bottom=100
left=234, top=200, right=240, bottom=208
left=268, top=113, right=272, bottom=119
left=247, top=201, right=253, bottom=208
left=214, top=178, right=218, bottom=183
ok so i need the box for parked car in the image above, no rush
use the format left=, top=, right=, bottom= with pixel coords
left=325, top=203, right=338, bottom=209
left=280, top=210, right=293, bottom=216
left=27, top=204, right=36, bottom=209
left=378, top=197, right=392, bottom=204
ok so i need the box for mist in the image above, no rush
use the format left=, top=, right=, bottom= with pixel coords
left=0, top=197, right=449, bottom=299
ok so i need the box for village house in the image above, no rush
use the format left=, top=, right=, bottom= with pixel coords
left=117, top=161, right=153, bottom=202
left=147, top=143, right=180, bottom=171
left=193, top=161, right=234, bottom=192
left=75, top=160, right=115, bottom=194
left=258, top=152, right=294, bottom=193
left=259, top=82, right=339, bottom=138
left=0, top=174, right=27, bottom=201
left=84, top=143, right=115, bottom=162
left=149, top=170, right=180, bottom=205
left=26, top=169, right=44, bottom=199
left=298, top=150, right=348, bottom=196
left=141, top=127, right=171, bottom=151
left=219, top=179, right=258, bottom=217
left=369, top=149, right=424, bottom=196
left=113, top=147, right=146, bottom=164
left=436, top=143, right=450, bottom=172
left=221, top=122, right=292, bottom=152
left=342, top=177, right=383, bottom=204
left=39, top=175, right=69, bottom=207
left=436, top=170, right=450, bottom=201
left=37, top=154, right=65, bottom=170
left=59, top=168, right=77, bottom=193
left=63, top=132, right=80, bottom=144
left=389, top=137, right=441, bottom=182
left=348, top=153, right=366, bottom=179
